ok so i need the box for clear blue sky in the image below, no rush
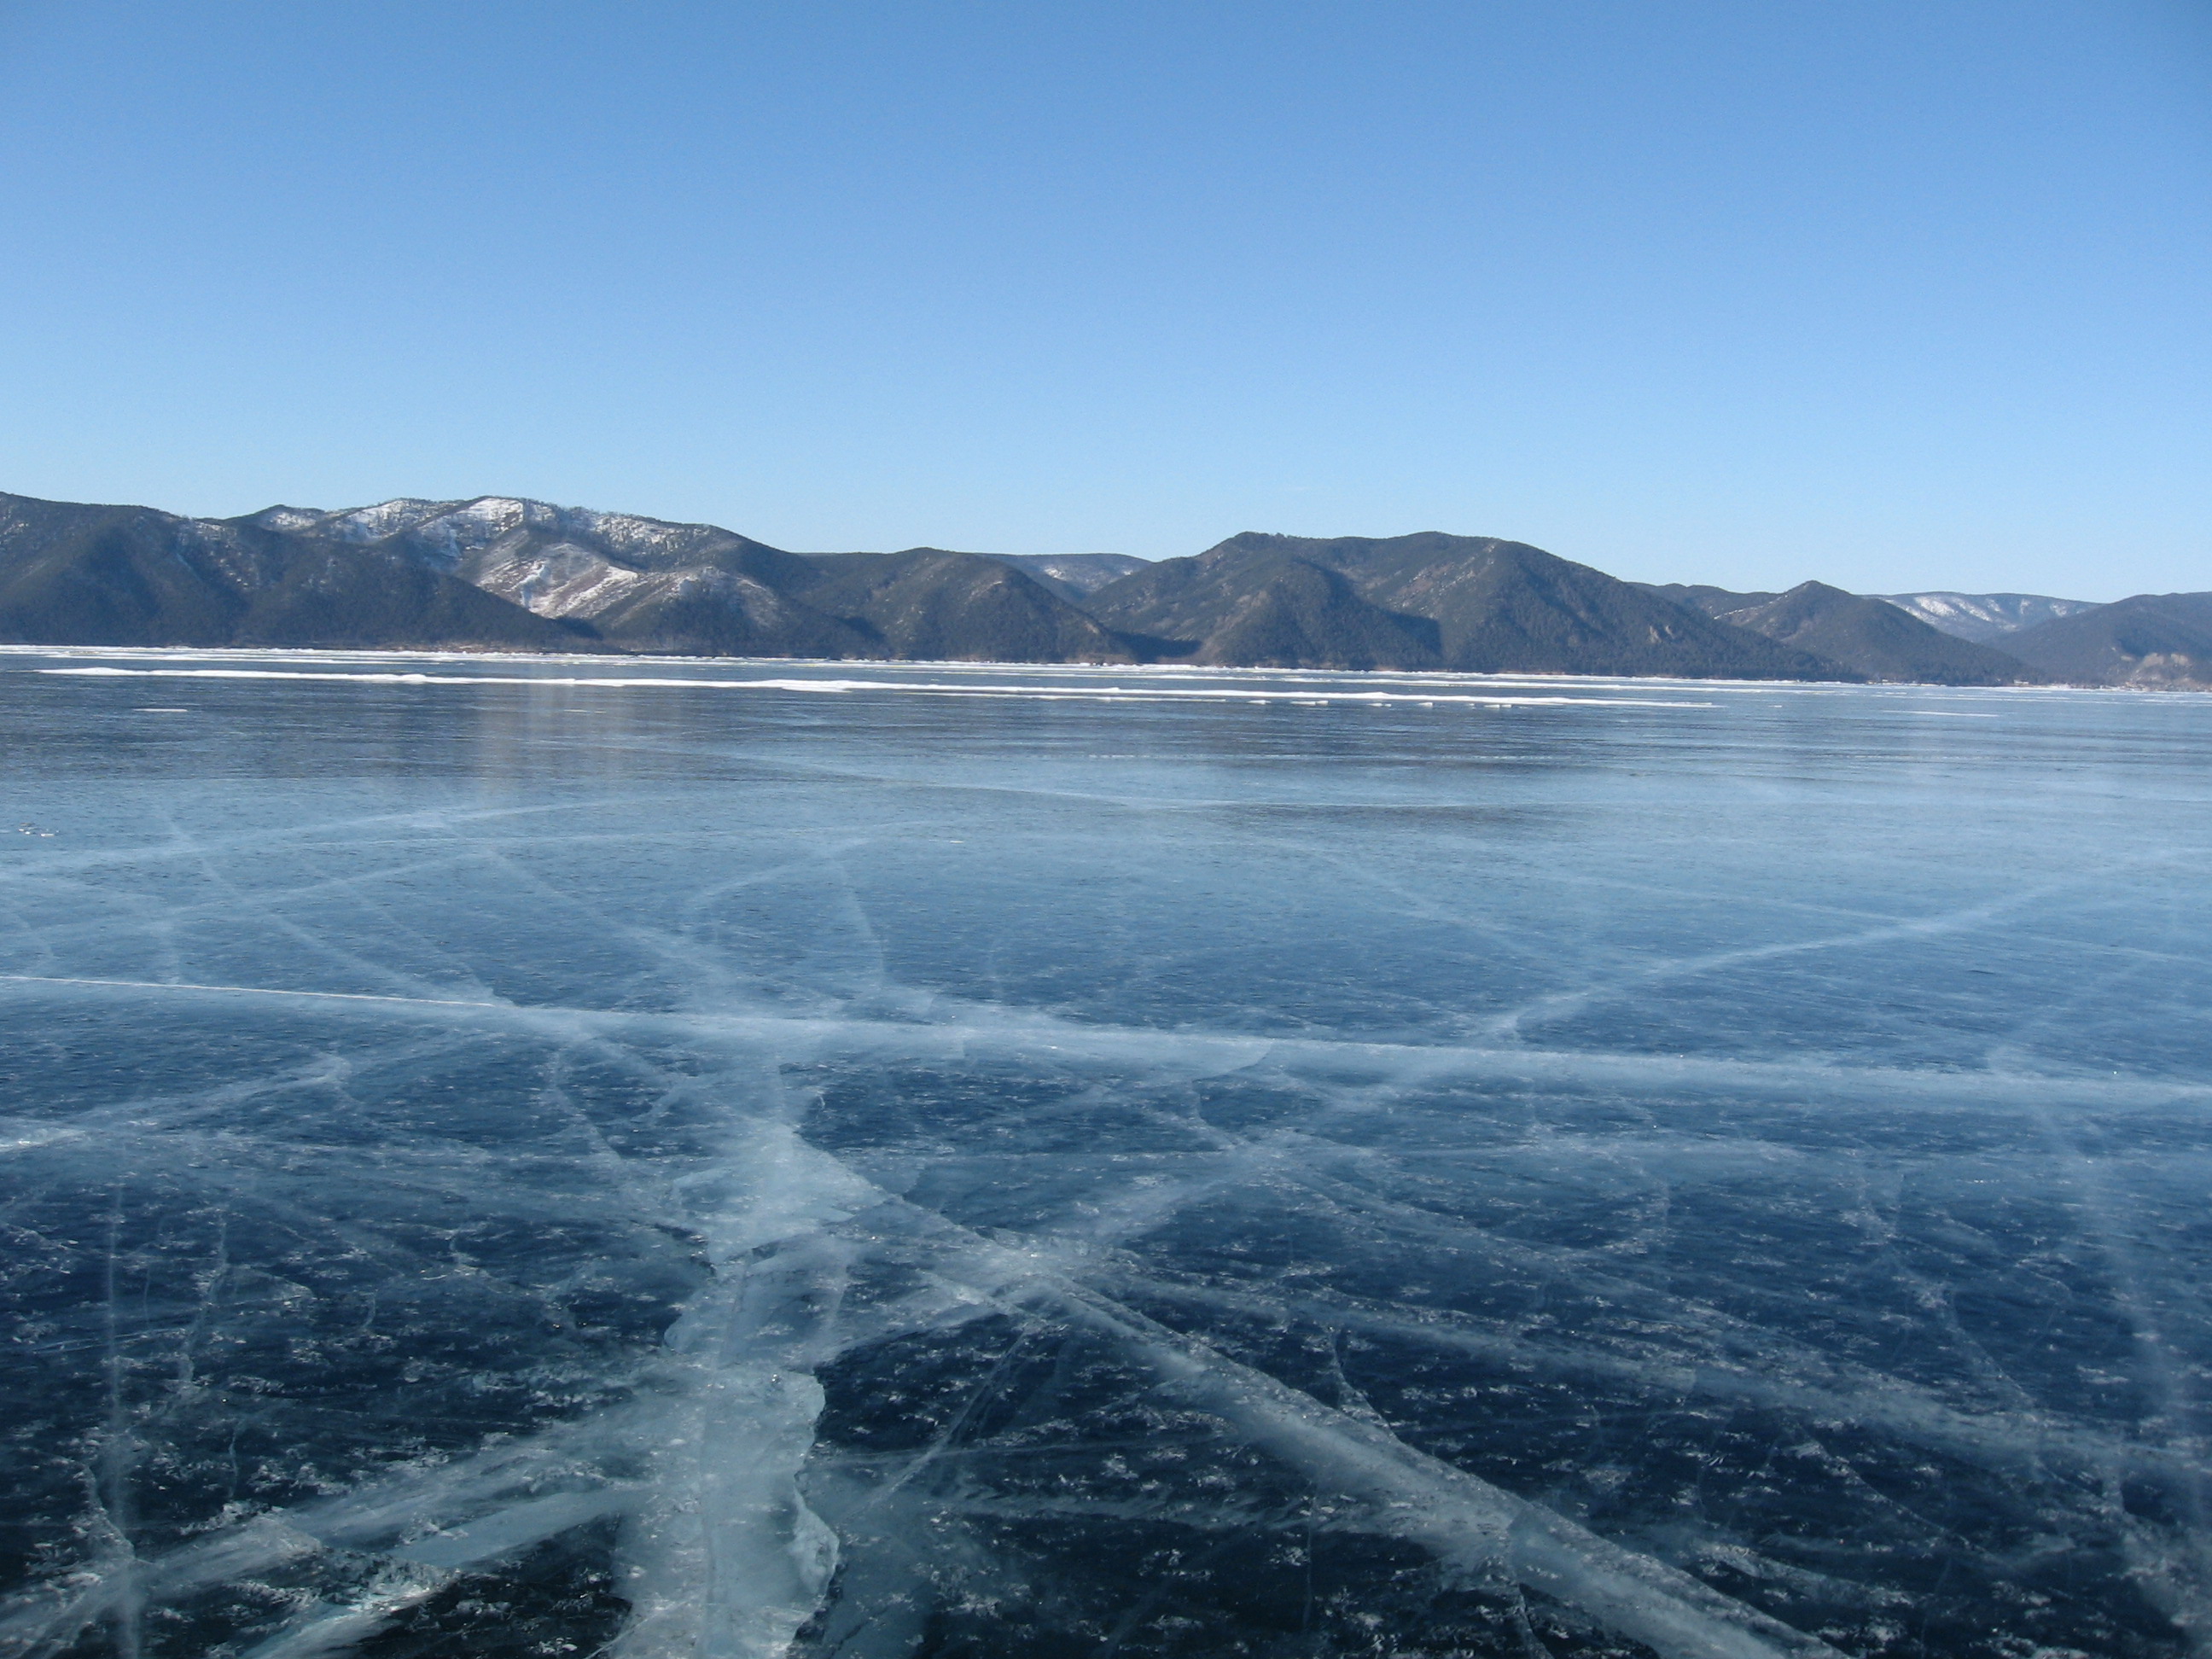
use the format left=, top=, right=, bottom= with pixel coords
left=0, top=2, right=2203, bottom=597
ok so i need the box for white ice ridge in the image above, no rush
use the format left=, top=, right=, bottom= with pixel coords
left=8, top=641, right=2062, bottom=695
left=37, top=666, right=1714, bottom=708
left=3, top=970, right=2204, bottom=1116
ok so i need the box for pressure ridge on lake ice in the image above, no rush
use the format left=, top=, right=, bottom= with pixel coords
left=0, top=650, right=2208, bottom=1659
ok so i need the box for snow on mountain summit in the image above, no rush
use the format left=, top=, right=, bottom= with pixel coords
left=1875, top=591, right=2100, bottom=643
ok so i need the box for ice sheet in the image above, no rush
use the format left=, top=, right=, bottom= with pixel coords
left=0, top=650, right=2207, bottom=1657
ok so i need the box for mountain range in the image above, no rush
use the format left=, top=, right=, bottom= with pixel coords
left=0, top=493, right=1138, bottom=662
left=1084, top=533, right=1838, bottom=678
left=1637, top=581, right=2055, bottom=686
left=1990, top=592, right=2212, bottom=689
left=0, top=488, right=2197, bottom=687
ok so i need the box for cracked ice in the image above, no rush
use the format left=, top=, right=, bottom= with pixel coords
left=0, top=650, right=2209, bottom=1658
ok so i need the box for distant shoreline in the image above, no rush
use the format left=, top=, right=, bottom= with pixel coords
left=2, top=641, right=2175, bottom=694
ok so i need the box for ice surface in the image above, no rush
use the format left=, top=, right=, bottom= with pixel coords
left=0, top=650, right=2208, bottom=1657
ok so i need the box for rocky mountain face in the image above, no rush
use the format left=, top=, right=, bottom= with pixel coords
left=2000, top=593, right=2212, bottom=689
left=1086, top=533, right=1848, bottom=678
left=1641, top=580, right=2046, bottom=684
left=1877, top=591, right=2102, bottom=643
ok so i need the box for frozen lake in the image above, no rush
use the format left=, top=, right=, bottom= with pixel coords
left=1, top=649, right=2208, bottom=1659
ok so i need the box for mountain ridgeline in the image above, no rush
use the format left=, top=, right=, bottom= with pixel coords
left=1636, top=581, right=2055, bottom=686
left=1084, top=533, right=1842, bottom=678
left=1875, top=591, right=2103, bottom=643
left=0, top=493, right=1132, bottom=662
left=0, top=489, right=2190, bottom=685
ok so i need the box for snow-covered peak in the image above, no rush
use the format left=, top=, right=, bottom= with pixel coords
left=1877, top=591, right=2102, bottom=643
left=563, top=508, right=765, bottom=564
left=239, top=505, right=328, bottom=533
left=315, top=497, right=566, bottom=564
left=255, top=493, right=775, bottom=575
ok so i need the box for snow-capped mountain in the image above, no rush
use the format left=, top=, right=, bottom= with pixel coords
left=1876, top=591, right=2101, bottom=643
